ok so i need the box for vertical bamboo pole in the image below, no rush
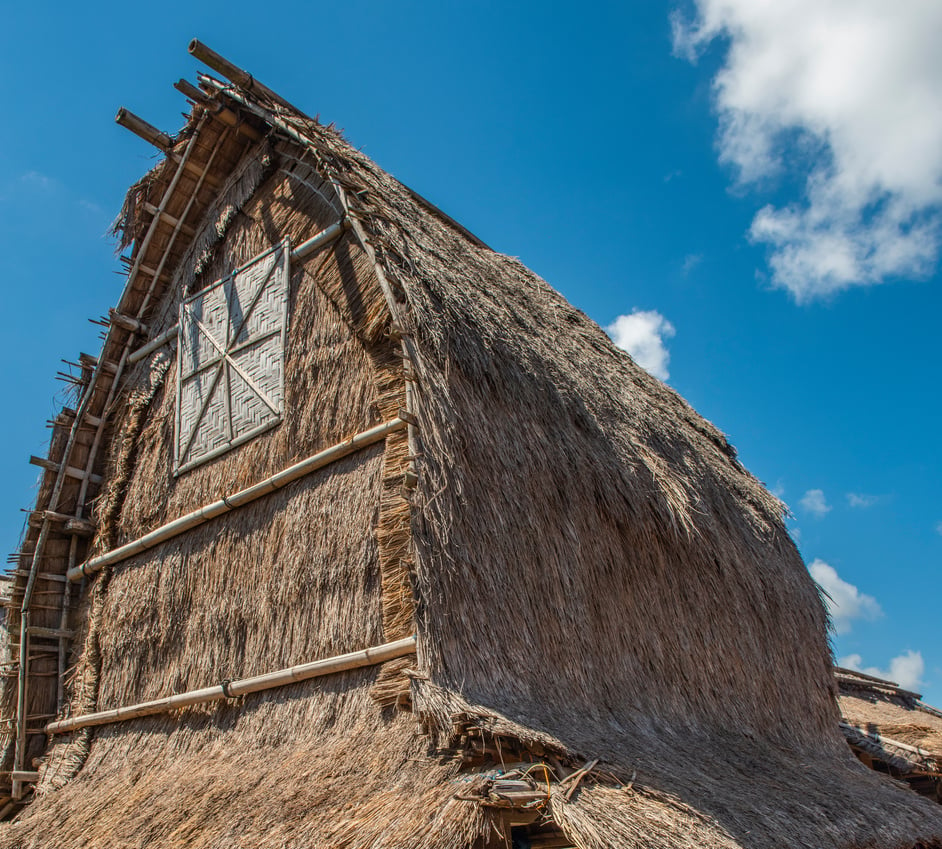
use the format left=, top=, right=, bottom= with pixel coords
left=13, top=116, right=215, bottom=794
left=12, top=613, right=29, bottom=800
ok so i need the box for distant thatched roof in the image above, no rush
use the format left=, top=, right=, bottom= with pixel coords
left=837, top=667, right=942, bottom=801
left=1, top=41, right=941, bottom=849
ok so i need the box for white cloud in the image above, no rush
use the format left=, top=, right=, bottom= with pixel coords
left=800, top=488, right=831, bottom=518
left=841, top=650, right=925, bottom=691
left=846, top=493, right=878, bottom=508
left=673, top=1, right=942, bottom=300
left=606, top=309, right=676, bottom=380
left=935, top=521, right=942, bottom=536
left=809, top=559, right=882, bottom=634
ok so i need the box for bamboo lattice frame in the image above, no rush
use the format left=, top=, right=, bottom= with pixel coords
left=175, top=240, right=290, bottom=473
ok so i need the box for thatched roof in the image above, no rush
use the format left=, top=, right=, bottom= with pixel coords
left=837, top=667, right=942, bottom=801
left=1, top=41, right=941, bottom=848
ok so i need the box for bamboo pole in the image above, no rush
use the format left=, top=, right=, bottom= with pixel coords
left=174, top=78, right=263, bottom=141
left=839, top=722, right=933, bottom=760
left=188, top=39, right=303, bottom=115
left=46, top=636, right=416, bottom=735
left=127, top=325, right=178, bottom=365
left=174, top=78, right=209, bottom=104
left=115, top=108, right=173, bottom=152
left=108, top=309, right=148, bottom=335
left=68, top=417, right=406, bottom=582
left=291, top=220, right=349, bottom=261
left=13, top=611, right=29, bottom=798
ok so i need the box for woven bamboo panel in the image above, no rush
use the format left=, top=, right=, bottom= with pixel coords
left=175, top=241, right=289, bottom=473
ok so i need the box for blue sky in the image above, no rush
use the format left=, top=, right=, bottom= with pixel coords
left=1, top=1, right=939, bottom=702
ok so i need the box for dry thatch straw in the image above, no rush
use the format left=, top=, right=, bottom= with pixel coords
left=837, top=667, right=942, bottom=801
left=1, top=42, right=941, bottom=848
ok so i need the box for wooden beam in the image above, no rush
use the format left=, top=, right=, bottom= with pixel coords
left=167, top=152, right=222, bottom=188
left=141, top=202, right=196, bottom=237
left=4, top=571, right=67, bottom=584
left=26, top=627, right=73, bottom=641
left=28, top=457, right=102, bottom=485
left=108, top=309, right=148, bottom=335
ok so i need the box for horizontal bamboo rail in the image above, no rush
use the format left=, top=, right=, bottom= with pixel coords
left=68, top=417, right=406, bottom=582
left=127, top=326, right=177, bottom=365
left=291, top=219, right=348, bottom=261
left=46, top=636, right=416, bottom=734
left=840, top=721, right=933, bottom=760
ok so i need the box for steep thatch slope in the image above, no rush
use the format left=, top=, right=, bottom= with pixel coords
left=2, top=55, right=942, bottom=849
left=339, top=132, right=942, bottom=847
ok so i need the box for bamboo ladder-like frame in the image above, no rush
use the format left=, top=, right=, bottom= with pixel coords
left=10, top=113, right=241, bottom=800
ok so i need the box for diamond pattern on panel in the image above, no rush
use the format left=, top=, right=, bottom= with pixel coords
left=176, top=241, right=289, bottom=473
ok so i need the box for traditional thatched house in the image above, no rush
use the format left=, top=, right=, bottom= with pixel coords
left=1, top=41, right=941, bottom=848
left=838, top=666, right=942, bottom=802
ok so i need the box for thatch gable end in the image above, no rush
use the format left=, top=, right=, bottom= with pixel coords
left=1, top=41, right=941, bottom=848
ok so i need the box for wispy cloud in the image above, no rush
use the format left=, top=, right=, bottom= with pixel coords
left=935, top=521, right=942, bottom=537
left=809, top=559, right=882, bottom=635
left=672, top=1, right=942, bottom=300
left=681, top=253, right=703, bottom=275
left=846, top=492, right=878, bottom=508
left=1, top=171, right=105, bottom=224
left=17, top=170, right=56, bottom=192
left=841, top=650, right=925, bottom=691
left=800, top=488, right=831, bottom=518
left=606, top=309, right=676, bottom=380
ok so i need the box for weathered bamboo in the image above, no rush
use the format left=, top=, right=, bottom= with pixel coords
left=174, top=77, right=210, bottom=104
left=117, top=114, right=209, bottom=320
left=115, top=108, right=173, bottom=151
left=291, top=220, right=349, bottom=261
left=188, top=39, right=302, bottom=115
left=840, top=722, right=933, bottom=760
left=127, top=325, right=178, bottom=364
left=108, top=309, right=148, bottom=335
left=174, top=78, right=263, bottom=141
left=13, top=611, right=29, bottom=798
left=68, top=417, right=407, bottom=582
left=327, top=172, right=426, bottom=472
left=46, top=636, right=416, bottom=735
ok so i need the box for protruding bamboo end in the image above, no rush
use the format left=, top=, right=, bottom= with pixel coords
left=115, top=108, right=173, bottom=151
left=188, top=39, right=252, bottom=90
